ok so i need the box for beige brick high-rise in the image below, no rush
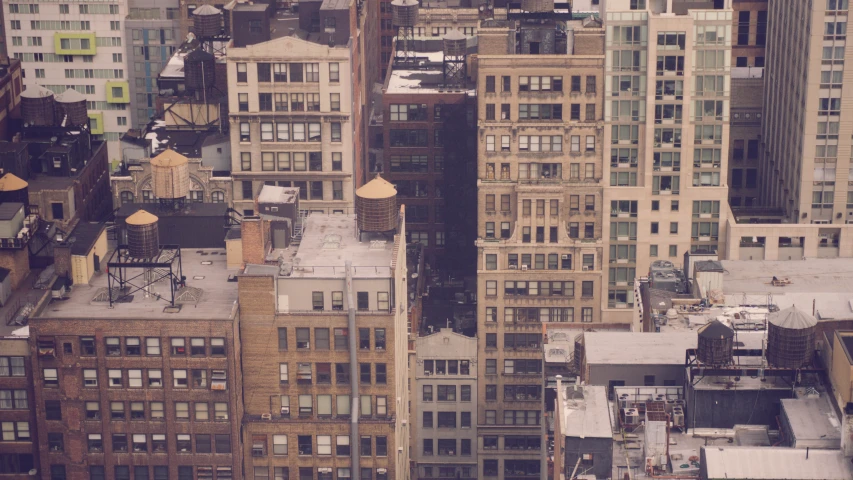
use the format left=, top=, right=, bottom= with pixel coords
left=237, top=209, right=410, bottom=480
left=760, top=0, right=852, bottom=225
left=474, top=16, right=606, bottom=480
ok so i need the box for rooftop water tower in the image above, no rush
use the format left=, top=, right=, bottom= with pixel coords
left=442, top=30, right=467, bottom=86
left=20, top=85, right=56, bottom=127
left=54, top=88, right=89, bottom=128
left=391, top=0, right=419, bottom=64
left=355, top=175, right=397, bottom=234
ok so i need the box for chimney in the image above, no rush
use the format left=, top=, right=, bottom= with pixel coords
left=54, top=243, right=72, bottom=279
left=241, top=217, right=266, bottom=264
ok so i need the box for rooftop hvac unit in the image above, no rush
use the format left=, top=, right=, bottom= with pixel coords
left=521, top=265, right=528, bottom=271
left=672, top=407, right=684, bottom=426
left=623, top=408, right=639, bottom=425
left=619, top=394, right=631, bottom=410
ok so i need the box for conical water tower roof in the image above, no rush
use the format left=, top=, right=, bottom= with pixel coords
left=126, top=209, right=159, bottom=226
left=150, top=149, right=189, bottom=167
left=0, top=173, right=28, bottom=192
left=768, top=305, right=817, bottom=329
left=356, top=175, right=396, bottom=199
left=55, top=88, right=86, bottom=103
left=443, top=29, right=467, bottom=41
left=20, top=84, right=54, bottom=99
left=193, top=4, right=221, bottom=15
left=698, top=319, right=734, bottom=339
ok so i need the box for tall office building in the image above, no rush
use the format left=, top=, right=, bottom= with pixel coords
left=4, top=0, right=132, bottom=159
left=728, top=0, right=766, bottom=208
left=601, top=0, right=733, bottom=323
left=125, top=0, right=181, bottom=128
left=760, top=0, right=851, bottom=224
left=474, top=11, right=606, bottom=480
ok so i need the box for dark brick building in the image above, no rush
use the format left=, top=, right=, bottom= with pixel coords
left=379, top=49, right=477, bottom=271
left=28, top=249, right=242, bottom=480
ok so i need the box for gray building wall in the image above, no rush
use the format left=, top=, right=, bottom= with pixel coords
left=587, top=364, right=685, bottom=396
left=126, top=0, right=180, bottom=128
left=686, top=386, right=791, bottom=429
left=414, top=329, right=478, bottom=479
left=563, top=437, right=612, bottom=479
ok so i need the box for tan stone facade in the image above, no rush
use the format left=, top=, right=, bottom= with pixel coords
left=760, top=0, right=853, bottom=224
left=474, top=20, right=606, bottom=480
left=111, top=157, right=232, bottom=207
left=237, top=210, right=410, bottom=480
left=601, top=1, right=733, bottom=323
left=227, top=37, right=356, bottom=215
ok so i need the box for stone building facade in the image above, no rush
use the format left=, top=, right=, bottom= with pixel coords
left=474, top=17, right=606, bottom=480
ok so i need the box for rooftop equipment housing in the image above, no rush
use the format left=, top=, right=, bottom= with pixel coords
left=355, top=176, right=397, bottom=233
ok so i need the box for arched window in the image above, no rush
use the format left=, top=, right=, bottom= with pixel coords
left=211, top=191, right=225, bottom=203
left=120, top=191, right=134, bottom=204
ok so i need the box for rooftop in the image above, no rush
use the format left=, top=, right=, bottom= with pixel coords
left=721, top=258, right=853, bottom=320
left=558, top=384, right=612, bottom=439
left=780, top=396, right=841, bottom=448
left=258, top=185, right=299, bottom=204
left=122, top=122, right=228, bottom=159
left=244, top=214, right=397, bottom=279
left=701, top=446, right=853, bottom=479
left=36, top=248, right=238, bottom=320
left=65, top=222, right=106, bottom=256
left=583, top=331, right=766, bottom=365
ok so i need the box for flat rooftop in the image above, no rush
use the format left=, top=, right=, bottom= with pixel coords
left=245, top=214, right=396, bottom=279
left=781, top=396, right=841, bottom=447
left=36, top=248, right=238, bottom=320
left=721, top=258, right=853, bottom=320
left=583, top=331, right=766, bottom=365
left=386, top=51, right=475, bottom=95
left=559, top=384, right=612, bottom=439
left=701, top=446, right=853, bottom=479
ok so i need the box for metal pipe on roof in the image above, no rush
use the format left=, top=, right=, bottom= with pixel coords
left=345, top=260, right=360, bottom=475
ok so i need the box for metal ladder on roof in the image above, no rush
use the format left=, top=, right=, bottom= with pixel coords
left=290, top=209, right=307, bottom=246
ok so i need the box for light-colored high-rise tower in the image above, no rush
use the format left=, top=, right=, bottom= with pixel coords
left=760, top=0, right=850, bottom=224
left=5, top=0, right=131, bottom=159
left=601, top=0, right=733, bottom=323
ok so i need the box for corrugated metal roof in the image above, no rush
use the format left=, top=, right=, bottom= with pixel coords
left=702, top=446, right=853, bottom=479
